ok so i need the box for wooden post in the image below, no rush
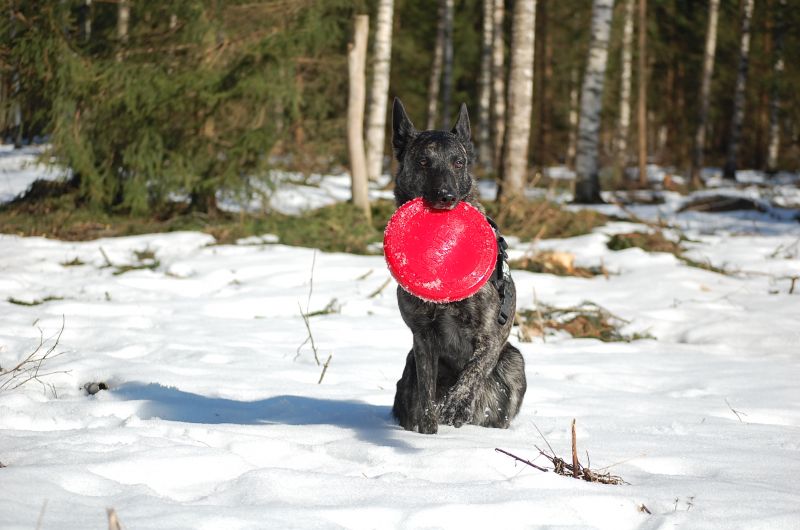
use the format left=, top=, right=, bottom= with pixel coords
left=347, top=15, right=372, bottom=222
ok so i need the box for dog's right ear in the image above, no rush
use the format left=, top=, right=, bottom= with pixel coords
left=392, top=98, right=417, bottom=157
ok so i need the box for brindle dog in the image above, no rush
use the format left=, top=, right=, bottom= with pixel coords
left=390, top=98, right=526, bottom=434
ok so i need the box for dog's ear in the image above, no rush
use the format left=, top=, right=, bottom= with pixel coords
left=392, top=98, right=417, bottom=156
left=451, top=103, right=471, bottom=143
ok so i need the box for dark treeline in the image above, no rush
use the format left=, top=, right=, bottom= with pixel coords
left=0, top=0, right=797, bottom=213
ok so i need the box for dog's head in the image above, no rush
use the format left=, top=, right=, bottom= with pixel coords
left=391, top=98, right=476, bottom=210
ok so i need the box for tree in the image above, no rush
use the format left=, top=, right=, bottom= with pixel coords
left=365, top=0, right=394, bottom=182
left=690, top=0, right=720, bottom=187
left=615, top=0, right=635, bottom=177
left=574, top=0, right=614, bottom=203
left=490, top=0, right=506, bottom=167
left=426, top=0, right=446, bottom=130
left=440, top=0, right=454, bottom=129
left=636, top=0, right=647, bottom=187
left=766, top=0, right=786, bottom=175
left=723, top=0, right=755, bottom=180
left=476, top=0, right=493, bottom=170
left=348, top=15, right=371, bottom=222
left=498, top=0, right=536, bottom=202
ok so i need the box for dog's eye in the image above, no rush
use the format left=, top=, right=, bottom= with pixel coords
left=453, top=159, right=464, bottom=169
left=419, top=158, right=428, bottom=167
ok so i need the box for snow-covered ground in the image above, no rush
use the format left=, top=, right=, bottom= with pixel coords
left=1, top=150, right=799, bottom=529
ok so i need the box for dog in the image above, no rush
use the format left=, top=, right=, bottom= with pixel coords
left=390, top=98, right=526, bottom=434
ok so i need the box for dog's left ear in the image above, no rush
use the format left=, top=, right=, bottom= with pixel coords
left=451, top=103, right=471, bottom=143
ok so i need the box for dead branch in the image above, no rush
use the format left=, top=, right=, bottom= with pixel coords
left=368, top=277, right=392, bottom=299
left=317, top=354, right=333, bottom=384
left=0, top=316, right=68, bottom=397
left=571, top=418, right=579, bottom=478
left=107, top=508, right=123, bottom=530
left=494, top=448, right=549, bottom=472
left=296, top=251, right=321, bottom=365
left=725, top=398, right=747, bottom=423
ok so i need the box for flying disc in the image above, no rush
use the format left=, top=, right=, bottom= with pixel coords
left=384, top=197, right=498, bottom=303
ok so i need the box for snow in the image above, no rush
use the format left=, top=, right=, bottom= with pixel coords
left=1, top=150, right=800, bottom=529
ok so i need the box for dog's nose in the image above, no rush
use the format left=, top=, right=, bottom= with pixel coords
left=435, top=189, right=458, bottom=208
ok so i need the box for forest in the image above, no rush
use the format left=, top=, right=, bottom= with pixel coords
left=0, top=0, right=797, bottom=215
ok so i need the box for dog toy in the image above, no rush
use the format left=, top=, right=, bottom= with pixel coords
left=384, top=197, right=498, bottom=303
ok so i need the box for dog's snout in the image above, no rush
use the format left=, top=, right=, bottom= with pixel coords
left=434, top=189, right=458, bottom=209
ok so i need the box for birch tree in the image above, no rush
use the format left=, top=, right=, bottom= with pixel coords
left=690, top=0, right=720, bottom=187
left=636, top=0, right=647, bottom=186
left=498, top=0, right=536, bottom=202
left=491, top=0, right=506, bottom=166
left=477, top=0, right=493, bottom=170
left=440, top=0, right=454, bottom=129
left=766, top=0, right=786, bottom=175
left=116, top=0, right=130, bottom=61
left=723, top=0, right=755, bottom=180
left=347, top=15, right=371, bottom=222
left=426, top=0, right=445, bottom=130
left=566, top=67, right=579, bottom=168
left=574, top=0, right=614, bottom=204
left=614, top=0, right=635, bottom=176
left=365, top=0, right=394, bottom=182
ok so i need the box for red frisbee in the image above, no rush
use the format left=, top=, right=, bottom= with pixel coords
left=384, top=197, right=498, bottom=303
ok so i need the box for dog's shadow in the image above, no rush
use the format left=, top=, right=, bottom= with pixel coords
left=113, top=382, right=413, bottom=450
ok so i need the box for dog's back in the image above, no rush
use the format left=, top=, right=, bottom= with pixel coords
left=390, top=98, right=526, bottom=434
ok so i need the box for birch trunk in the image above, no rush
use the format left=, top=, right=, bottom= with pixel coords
left=477, top=0, right=494, bottom=170
left=348, top=15, right=371, bottom=222
left=365, top=0, right=394, bottom=182
left=690, top=0, right=720, bottom=186
left=723, top=0, right=755, bottom=180
left=81, top=0, right=92, bottom=42
left=116, top=0, right=130, bottom=61
left=491, top=0, right=506, bottom=166
left=574, top=0, right=614, bottom=203
left=636, top=0, right=647, bottom=186
left=498, top=0, right=537, bottom=202
left=426, top=1, right=446, bottom=130
left=440, top=0, right=455, bottom=129
left=766, top=0, right=785, bottom=175
left=615, top=0, right=634, bottom=175
left=567, top=67, right=579, bottom=168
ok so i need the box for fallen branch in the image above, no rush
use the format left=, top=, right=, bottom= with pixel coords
left=494, top=448, right=549, bottom=472
left=368, top=277, right=392, bottom=299
left=497, top=420, right=628, bottom=485
left=0, top=316, right=68, bottom=397
left=317, top=354, right=333, bottom=384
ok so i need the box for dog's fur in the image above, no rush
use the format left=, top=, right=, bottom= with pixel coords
left=390, top=98, right=526, bottom=434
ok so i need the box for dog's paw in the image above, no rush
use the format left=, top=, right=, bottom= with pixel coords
left=439, top=397, right=472, bottom=428
left=418, top=409, right=438, bottom=434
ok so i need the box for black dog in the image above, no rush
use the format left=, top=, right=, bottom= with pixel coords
left=390, top=98, right=526, bottom=434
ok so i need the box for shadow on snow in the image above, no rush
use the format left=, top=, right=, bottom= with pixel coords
left=113, top=382, right=414, bottom=450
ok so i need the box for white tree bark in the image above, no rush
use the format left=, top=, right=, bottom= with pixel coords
left=615, top=0, right=635, bottom=172
left=766, top=0, right=786, bottom=174
left=566, top=67, right=579, bottom=168
left=499, top=0, right=536, bottom=201
left=365, top=0, right=394, bottom=182
left=440, top=0, right=455, bottom=129
left=491, top=0, right=506, bottom=166
left=636, top=0, right=647, bottom=186
left=426, top=1, right=446, bottom=130
left=116, top=0, right=130, bottom=62
left=574, top=0, right=614, bottom=203
left=723, top=0, right=755, bottom=180
left=477, top=0, right=494, bottom=170
left=348, top=15, right=371, bottom=222
left=690, top=0, right=720, bottom=186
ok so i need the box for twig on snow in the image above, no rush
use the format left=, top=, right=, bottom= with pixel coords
left=725, top=398, right=747, bottom=423
left=317, top=354, right=333, bottom=384
left=368, top=277, right=392, bottom=299
left=493, top=448, right=549, bottom=472
left=0, top=316, right=68, bottom=397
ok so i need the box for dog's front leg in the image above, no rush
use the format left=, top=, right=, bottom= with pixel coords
left=440, top=334, right=501, bottom=428
left=413, top=335, right=439, bottom=434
